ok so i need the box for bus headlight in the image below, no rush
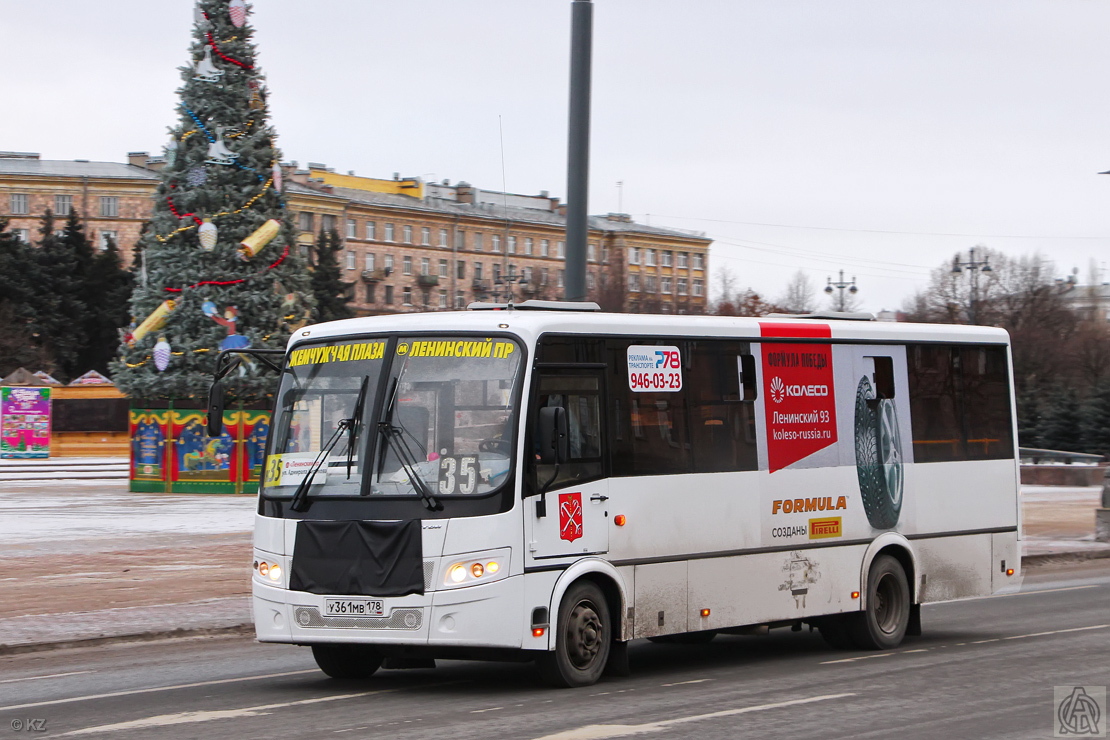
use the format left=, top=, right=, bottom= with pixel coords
left=442, top=549, right=510, bottom=589
left=254, top=552, right=286, bottom=588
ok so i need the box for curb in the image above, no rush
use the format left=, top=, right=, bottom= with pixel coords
left=0, top=623, right=254, bottom=657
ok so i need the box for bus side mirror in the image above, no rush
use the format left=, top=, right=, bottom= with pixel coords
left=207, top=381, right=225, bottom=438
left=537, top=406, right=568, bottom=465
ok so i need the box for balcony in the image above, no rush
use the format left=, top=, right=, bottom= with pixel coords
left=417, top=274, right=439, bottom=287
left=471, top=279, right=490, bottom=293
left=361, top=268, right=391, bottom=283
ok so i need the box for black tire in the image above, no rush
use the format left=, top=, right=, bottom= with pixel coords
left=311, top=644, right=383, bottom=679
left=850, top=554, right=911, bottom=650
left=537, top=581, right=611, bottom=688
left=854, top=377, right=903, bottom=530
left=647, top=630, right=717, bottom=645
left=816, top=616, right=855, bottom=650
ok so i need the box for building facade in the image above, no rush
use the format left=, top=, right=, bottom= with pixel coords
left=0, top=152, right=711, bottom=314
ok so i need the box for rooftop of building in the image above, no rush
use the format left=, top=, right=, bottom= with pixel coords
left=0, top=153, right=160, bottom=180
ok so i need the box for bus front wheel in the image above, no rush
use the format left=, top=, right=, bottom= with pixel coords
left=851, top=554, right=911, bottom=650
left=538, top=581, right=612, bottom=688
left=311, top=644, right=382, bottom=679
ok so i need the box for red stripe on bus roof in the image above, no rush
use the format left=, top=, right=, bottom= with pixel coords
left=758, top=322, right=832, bottom=338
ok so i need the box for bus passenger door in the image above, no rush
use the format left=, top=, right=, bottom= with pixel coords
left=527, top=371, right=610, bottom=560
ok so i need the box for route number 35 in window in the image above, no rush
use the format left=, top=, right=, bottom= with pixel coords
left=627, top=345, right=683, bottom=392
left=439, top=455, right=478, bottom=495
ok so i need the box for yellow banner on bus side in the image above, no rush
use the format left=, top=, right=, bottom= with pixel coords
left=396, top=339, right=515, bottom=359
left=288, top=341, right=386, bottom=367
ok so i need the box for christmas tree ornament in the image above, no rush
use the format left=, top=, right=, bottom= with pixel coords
left=165, top=139, right=178, bottom=167
left=198, top=219, right=218, bottom=250
left=202, top=300, right=218, bottom=317
left=186, top=165, right=208, bottom=187
left=271, top=162, right=283, bottom=191
left=193, top=45, right=222, bottom=82
left=248, top=82, right=264, bottom=111
left=129, top=300, right=176, bottom=345
left=229, top=0, right=248, bottom=28
left=239, top=219, right=281, bottom=259
left=206, top=127, right=239, bottom=165
left=153, top=337, right=172, bottom=371
left=208, top=305, right=252, bottom=351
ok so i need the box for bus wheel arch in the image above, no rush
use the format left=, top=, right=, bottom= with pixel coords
left=859, top=534, right=918, bottom=608
left=548, top=560, right=630, bottom=645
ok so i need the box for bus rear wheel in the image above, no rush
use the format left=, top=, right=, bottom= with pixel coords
left=538, top=581, right=611, bottom=688
left=851, top=554, right=911, bottom=650
left=311, top=644, right=382, bottom=679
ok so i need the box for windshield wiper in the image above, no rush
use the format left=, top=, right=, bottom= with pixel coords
left=375, top=377, right=442, bottom=511
left=289, top=378, right=369, bottom=512
left=346, top=375, right=370, bottom=479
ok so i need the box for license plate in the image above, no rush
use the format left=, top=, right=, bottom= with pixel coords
left=324, top=598, right=384, bottom=617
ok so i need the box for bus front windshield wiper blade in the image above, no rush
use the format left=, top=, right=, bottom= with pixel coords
left=374, top=377, right=442, bottom=511
left=290, top=377, right=370, bottom=512
left=346, top=375, right=370, bottom=480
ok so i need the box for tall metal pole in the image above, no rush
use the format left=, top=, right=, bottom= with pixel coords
left=564, top=0, right=592, bottom=302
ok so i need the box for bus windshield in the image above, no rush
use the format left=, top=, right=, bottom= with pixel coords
left=263, top=335, right=523, bottom=501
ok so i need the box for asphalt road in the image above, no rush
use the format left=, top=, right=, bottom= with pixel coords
left=2, top=561, right=1107, bottom=740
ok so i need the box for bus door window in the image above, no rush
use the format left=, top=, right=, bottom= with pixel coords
left=534, top=375, right=603, bottom=490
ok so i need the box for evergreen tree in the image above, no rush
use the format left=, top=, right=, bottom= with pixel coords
left=310, top=228, right=353, bottom=323
left=1081, top=381, right=1110, bottom=458
left=1038, top=385, right=1084, bottom=453
left=0, top=219, right=51, bottom=375
left=113, top=0, right=310, bottom=402
left=1015, top=388, right=1042, bottom=449
left=81, top=235, right=134, bottom=375
left=30, top=210, right=88, bottom=380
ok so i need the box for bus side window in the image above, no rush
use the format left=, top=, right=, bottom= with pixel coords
left=687, top=341, right=758, bottom=474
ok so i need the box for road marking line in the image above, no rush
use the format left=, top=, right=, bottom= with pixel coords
left=56, top=689, right=399, bottom=737
left=660, top=679, right=712, bottom=687
left=471, top=707, right=504, bottom=713
left=820, top=653, right=895, bottom=665
left=901, top=649, right=929, bottom=653
left=531, top=693, right=856, bottom=740
left=0, top=670, right=94, bottom=685
left=1001, top=624, right=1109, bottom=641
left=0, top=669, right=318, bottom=712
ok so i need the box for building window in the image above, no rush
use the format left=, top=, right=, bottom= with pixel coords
left=492, top=235, right=501, bottom=253
left=384, top=285, right=394, bottom=304
left=385, top=223, right=395, bottom=242
left=628, top=274, right=640, bottom=292
left=588, top=243, right=596, bottom=262
left=99, top=231, right=118, bottom=250
left=99, top=196, right=119, bottom=218
left=677, top=278, right=688, bottom=295
left=693, top=278, right=704, bottom=297
left=557, top=241, right=565, bottom=259
left=629, top=248, right=640, bottom=265
left=403, top=256, right=413, bottom=275
left=418, top=257, right=429, bottom=275
left=10, top=193, right=28, bottom=215
left=365, top=283, right=376, bottom=303
left=346, top=219, right=357, bottom=238
left=645, top=276, right=657, bottom=293
left=558, top=269, right=565, bottom=288
left=541, top=239, right=550, bottom=257
left=693, top=254, right=704, bottom=270
left=456, top=260, right=466, bottom=279
left=403, top=225, right=413, bottom=244
left=662, top=251, right=673, bottom=267
left=346, top=250, right=356, bottom=270
left=439, top=228, right=449, bottom=247
left=439, top=290, right=448, bottom=309
left=403, top=287, right=412, bottom=306
left=322, top=214, right=336, bottom=232
left=493, top=263, right=502, bottom=281
left=421, top=226, right=431, bottom=245
left=455, top=230, right=466, bottom=250
left=678, top=252, right=688, bottom=268
left=524, top=237, right=534, bottom=256
left=299, top=212, right=314, bottom=232
left=587, top=272, right=596, bottom=290
left=507, top=236, right=516, bottom=254
left=602, top=246, right=609, bottom=264
left=541, top=268, right=549, bottom=285
left=438, top=259, right=448, bottom=278
left=55, top=195, right=73, bottom=216
left=384, top=254, right=394, bottom=272
left=523, top=266, right=533, bottom=282
left=645, top=249, right=656, bottom=267
left=11, top=228, right=29, bottom=243
left=365, top=252, right=375, bottom=271
left=299, top=244, right=310, bottom=259
left=366, top=221, right=376, bottom=240
left=455, top=291, right=465, bottom=309
left=474, top=233, right=483, bottom=251
left=661, top=277, right=672, bottom=294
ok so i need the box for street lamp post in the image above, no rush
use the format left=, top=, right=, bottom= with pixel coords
left=824, top=269, right=858, bottom=312
left=951, top=246, right=992, bottom=324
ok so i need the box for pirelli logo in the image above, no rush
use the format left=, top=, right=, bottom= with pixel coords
left=808, top=517, right=842, bottom=539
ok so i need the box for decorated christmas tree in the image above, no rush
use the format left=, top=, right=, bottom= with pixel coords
left=113, top=0, right=311, bottom=403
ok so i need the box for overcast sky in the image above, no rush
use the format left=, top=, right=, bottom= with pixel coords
left=4, top=0, right=1110, bottom=312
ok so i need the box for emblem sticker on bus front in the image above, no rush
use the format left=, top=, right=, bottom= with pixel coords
left=559, top=492, right=583, bottom=542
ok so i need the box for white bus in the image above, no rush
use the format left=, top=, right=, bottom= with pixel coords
left=233, top=301, right=1021, bottom=688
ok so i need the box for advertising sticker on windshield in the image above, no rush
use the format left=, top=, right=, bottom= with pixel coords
left=627, top=345, right=683, bottom=392
left=263, top=451, right=328, bottom=487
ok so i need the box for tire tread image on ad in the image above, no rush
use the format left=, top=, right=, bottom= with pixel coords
left=311, top=644, right=382, bottom=679
left=538, top=580, right=611, bottom=688
left=854, top=376, right=904, bottom=530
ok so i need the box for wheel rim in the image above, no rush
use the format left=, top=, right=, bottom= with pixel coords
left=565, top=599, right=604, bottom=669
left=878, top=401, right=903, bottom=508
left=873, top=573, right=904, bottom=635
